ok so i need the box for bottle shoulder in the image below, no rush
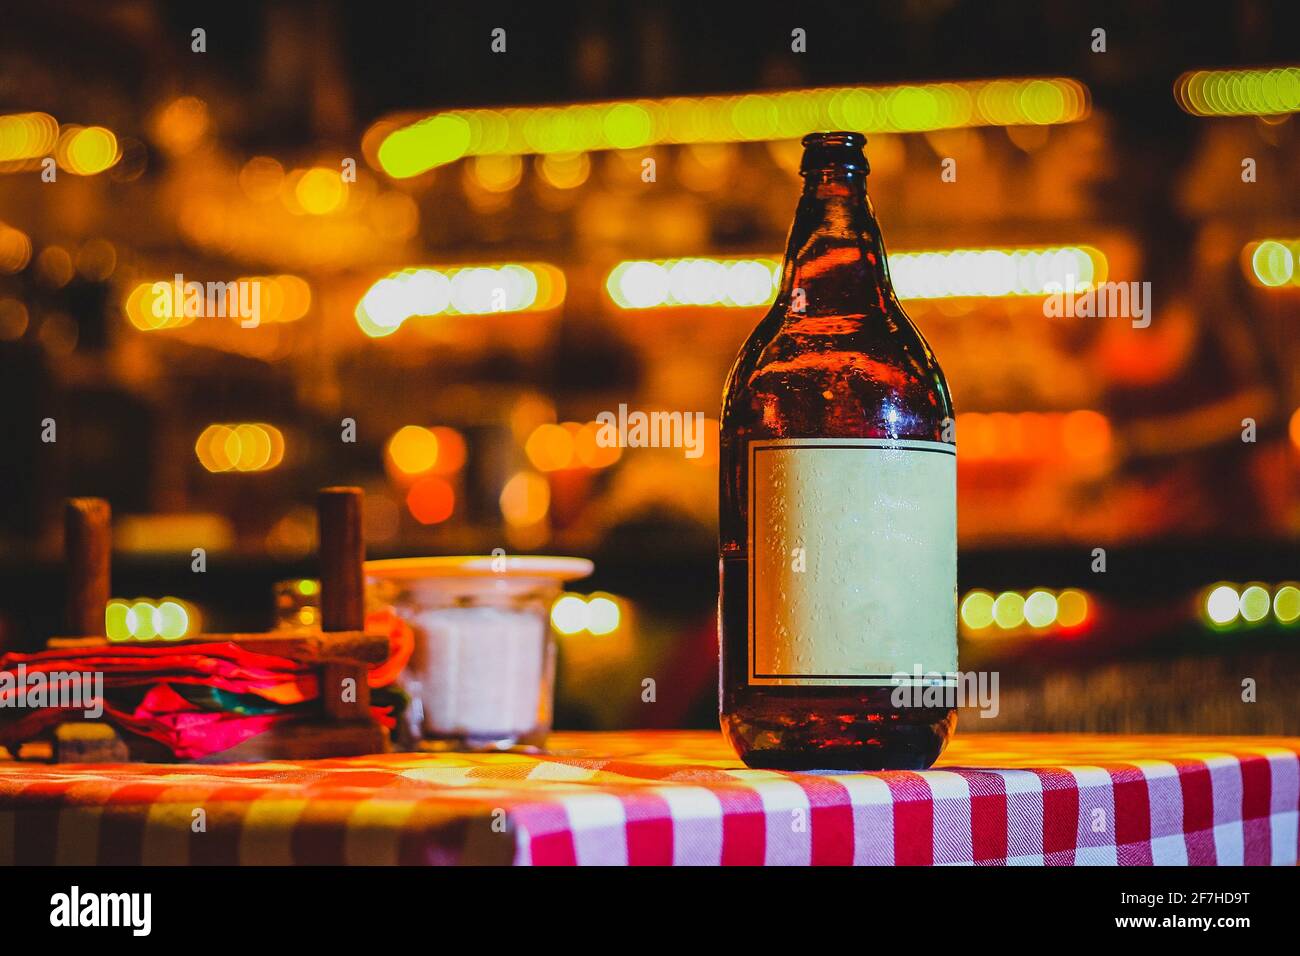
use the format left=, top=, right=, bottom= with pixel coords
left=721, top=303, right=953, bottom=440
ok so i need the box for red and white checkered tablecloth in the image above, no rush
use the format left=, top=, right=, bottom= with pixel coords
left=1, top=731, right=1296, bottom=865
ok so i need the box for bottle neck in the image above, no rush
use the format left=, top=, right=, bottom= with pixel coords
left=776, top=170, right=895, bottom=320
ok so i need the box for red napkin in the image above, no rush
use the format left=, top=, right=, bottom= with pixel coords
left=0, top=641, right=396, bottom=760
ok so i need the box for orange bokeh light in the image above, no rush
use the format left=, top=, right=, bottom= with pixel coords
left=525, top=423, right=575, bottom=471
left=429, top=426, right=467, bottom=474
left=406, top=476, right=455, bottom=524
left=573, top=421, right=622, bottom=468
left=500, top=471, right=550, bottom=525
left=1061, top=409, right=1112, bottom=461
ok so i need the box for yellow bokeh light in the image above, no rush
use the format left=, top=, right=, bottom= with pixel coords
left=992, top=591, right=1026, bottom=629
left=263, top=425, right=286, bottom=470
left=525, top=423, right=576, bottom=472
left=1238, top=584, right=1271, bottom=623
left=1244, top=239, right=1300, bottom=288
left=295, top=166, right=347, bottom=215
left=0, top=112, right=59, bottom=165
left=959, top=590, right=995, bottom=630
left=196, top=423, right=285, bottom=473
left=107, top=597, right=196, bottom=641
left=1175, top=66, right=1300, bottom=117
left=155, top=600, right=190, bottom=640
left=1274, top=584, right=1300, bottom=624
left=387, top=425, right=439, bottom=475
left=196, top=424, right=236, bottom=471
left=60, top=126, right=120, bottom=175
left=124, top=274, right=309, bottom=330
left=105, top=600, right=131, bottom=641
left=538, top=151, right=591, bottom=189
left=376, top=77, right=1088, bottom=178
left=128, top=600, right=159, bottom=639
left=500, top=470, right=550, bottom=526
left=126, top=280, right=182, bottom=330
left=378, top=112, right=472, bottom=178
left=469, top=154, right=523, bottom=192
left=235, top=423, right=272, bottom=471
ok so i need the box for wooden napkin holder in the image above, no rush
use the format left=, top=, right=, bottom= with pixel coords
left=37, top=487, right=389, bottom=763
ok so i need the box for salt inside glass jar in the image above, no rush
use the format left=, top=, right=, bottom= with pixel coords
left=365, top=556, right=592, bottom=751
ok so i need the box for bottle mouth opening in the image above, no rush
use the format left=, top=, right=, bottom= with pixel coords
left=800, top=131, right=869, bottom=176
left=802, top=131, right=866, bottom=149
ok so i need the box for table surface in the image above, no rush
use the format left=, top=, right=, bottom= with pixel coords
left=2, top=731, right=1297, bottom=865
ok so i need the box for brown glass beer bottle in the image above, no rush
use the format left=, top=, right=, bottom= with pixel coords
left=719, top=132, right=958, bottom=770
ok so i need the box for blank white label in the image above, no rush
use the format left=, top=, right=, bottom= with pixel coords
left=747, top=438, right=957, bottom=686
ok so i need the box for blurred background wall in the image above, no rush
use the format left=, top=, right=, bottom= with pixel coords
left=0, top=0, right=1296, bottom=733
